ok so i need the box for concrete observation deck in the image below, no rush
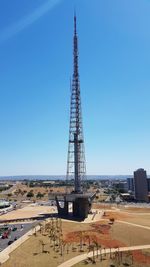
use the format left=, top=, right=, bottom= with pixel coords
left=49, top=192, right=96, bottom=220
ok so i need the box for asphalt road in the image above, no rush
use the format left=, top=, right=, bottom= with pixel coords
left=0, top=222, right=37, bottom=251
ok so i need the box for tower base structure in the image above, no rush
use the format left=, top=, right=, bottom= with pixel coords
left=49, top=192, right=95, bottom=220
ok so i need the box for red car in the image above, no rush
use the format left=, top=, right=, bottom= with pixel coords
left=2, top=232, right=8, bottom=239
left=2, top=229, right=11, bottom=239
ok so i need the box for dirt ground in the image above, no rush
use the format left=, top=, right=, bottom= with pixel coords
left=111, top=222, right=150, bottom=246
left=2, top=232, right=81, bottom=267
left=0, top=204, right=56, bottom=220
left=123, top=214, right=150, bottom=227
left=93, top=205, right=150, bottom=227
left=1, top=204, right=150, bottom=267
left=102, top=209, right=150, bottom=227
left=1, top=221, right=90, bottom=267
left=0, top=182, right=69, bottom=202
left=1, top=218, right=150, bottom=267
left=93, top=203, right=150, bottom=214
left=102, top=210, right=130, bottom=221
left=74, top=249, right=150, bottom=267
left=93, top=203, right=115, bottom=210
left=122, top=206, right=150, bottom=213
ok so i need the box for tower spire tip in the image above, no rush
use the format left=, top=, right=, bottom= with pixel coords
left=74, top=10, right=77, bottom=35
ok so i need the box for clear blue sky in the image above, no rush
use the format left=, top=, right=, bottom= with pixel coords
left=0, top=0, right=150, bottom=176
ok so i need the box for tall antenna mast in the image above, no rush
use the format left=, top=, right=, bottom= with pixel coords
left=66, top=14, right=86, bottom=194
left=49, top=15, right=95, bottom=220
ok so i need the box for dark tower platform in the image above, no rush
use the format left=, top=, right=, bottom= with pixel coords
left=49, top=192, right=95, bottom=219
left=49, top=15, right=95, bottom=220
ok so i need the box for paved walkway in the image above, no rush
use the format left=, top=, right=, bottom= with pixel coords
left=58, top=244, right=150, bottom=267
left=62, top=210, right=104, bottom=224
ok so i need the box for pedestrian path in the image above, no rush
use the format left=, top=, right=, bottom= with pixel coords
left=58, top=244, right=150, bottom=267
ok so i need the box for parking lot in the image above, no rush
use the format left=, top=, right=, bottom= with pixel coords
left=0, top=222, right=37, bottom=251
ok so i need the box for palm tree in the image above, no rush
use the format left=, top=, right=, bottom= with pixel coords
left=59, top=240, right=63, bottom=256
left=99, top=247, right=102, bottom=261
left=79, top=232, right=83, bottom=251
left=88, top=244, right=95, bottom=263
left=59, top=232, right=63, bottom=248
left=39, top=240, right=45, bottom=253
left=66, top=242, right=70, bottom=254
left=103, top=247, right=106, bottom=257
left=62, top=241, right=66, bottom=261
left=39, top=223, right=42, bottom=234
left=87, top=235, right=92, bottom=252
left=92, top=244, right=95, bottom=263
left=93, top=240, right=99, bottom=258
left=109, top=246, right=112, bottom=259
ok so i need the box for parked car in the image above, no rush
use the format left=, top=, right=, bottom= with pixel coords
left=8, top=240, right=14, bottom=245
left=2, top=232, right=8, bottom=239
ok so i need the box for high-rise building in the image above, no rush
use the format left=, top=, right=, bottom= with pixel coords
left=127, top=178, right=134, bottom=192
left=147, top=178, right=150, bottom=192
left=134, top=168, right=148, bottom=202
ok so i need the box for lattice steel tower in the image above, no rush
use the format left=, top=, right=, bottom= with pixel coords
left=66, top=15, right=86, bottom=194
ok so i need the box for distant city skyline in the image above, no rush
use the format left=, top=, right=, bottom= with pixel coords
left=0, top=0, right=150, bottom=176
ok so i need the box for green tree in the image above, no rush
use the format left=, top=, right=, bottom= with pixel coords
left=27, top=191, right=34, bottom=198
left=36, top=192, right=44, bottom=199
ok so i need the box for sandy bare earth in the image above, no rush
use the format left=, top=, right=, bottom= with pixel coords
left=0, top=204, right=57, bottom=220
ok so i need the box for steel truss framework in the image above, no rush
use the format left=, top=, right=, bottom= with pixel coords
left=66, top=15, right=86, bottom=194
